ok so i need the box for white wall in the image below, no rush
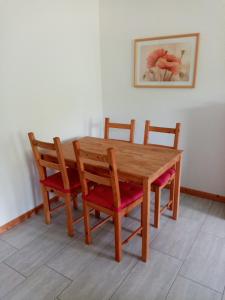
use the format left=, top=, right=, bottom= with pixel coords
left=1, top=0, right=225, bottom=227
left=0, top=0, right=102, bottom=226
left=100, top=0, right=225, bottom=195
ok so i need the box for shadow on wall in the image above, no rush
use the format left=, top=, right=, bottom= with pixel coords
left=20, top=133, right=42, bottom=209
left=182, top=102, right=225, bottom=195
left=88, top=118, right=103, bottom=137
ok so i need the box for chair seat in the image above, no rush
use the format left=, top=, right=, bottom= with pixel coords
left=41, top=168, right=80, bottom=193
left=85, top=182, right=143, bottom=211
left=153, top=168, right=176, bottom=187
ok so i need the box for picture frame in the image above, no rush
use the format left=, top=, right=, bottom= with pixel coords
left=134, top=33, right=199, bottom=88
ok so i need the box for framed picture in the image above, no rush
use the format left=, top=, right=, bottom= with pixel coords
left=134, top=33, right=199, bottom=88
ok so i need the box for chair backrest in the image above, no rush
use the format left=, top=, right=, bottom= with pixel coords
left=28, top=132, right=70, bottom=190
left=73, top=140, right=121, bottom=209
left=104, top=117, right=135, bottom=143
left=143, top=120, right=181, bottom=149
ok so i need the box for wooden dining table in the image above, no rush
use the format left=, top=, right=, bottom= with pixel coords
left=43, top=136, right=183, bottom=262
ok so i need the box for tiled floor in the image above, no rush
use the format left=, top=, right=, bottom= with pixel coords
left=0, top=192, right=225, bottom=300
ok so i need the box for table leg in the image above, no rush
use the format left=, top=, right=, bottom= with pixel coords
left=142, top=178, right=150, bottom=262
left=173, top=155, right=182, bottom=220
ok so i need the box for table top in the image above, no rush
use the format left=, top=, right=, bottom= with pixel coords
left=44, top=136, right=183, bottom=183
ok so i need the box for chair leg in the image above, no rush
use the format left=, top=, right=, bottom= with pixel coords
left=41, top=186, right=51, bottom=225
left=169, top=180, right=175, bottom=211
left=73, top=195, right=78, bottom=210
left=114, top=213, right=122, bottom=262
left=140, top=202, right=144, bottom=236
left=154, top=187, right=161, bottom=228
left=95, top=210, right=100, bottom=219
left=83, top=201, right=92, bottom=244
left=65, top=194, right=74, bottom=237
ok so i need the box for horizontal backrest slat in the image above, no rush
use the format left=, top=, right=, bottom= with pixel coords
left=108, top=122, right=131, bottom=130
left=39, top=159, right=61, bottom=171
left=32, top=139, right=56, bottom=150
left=79, top=149, right=109, bottom=163
left=149, top=126, right=176, bottom=134
left=83, top=171, right=111, bottom=186
left=148, top=143, right=174, bottom=150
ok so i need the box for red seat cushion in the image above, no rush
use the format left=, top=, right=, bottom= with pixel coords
left=41, top=168, right=80, bottom=193
left=85, top=182, right=143, bottom=211
left=153, top=168, right=176, bottom=187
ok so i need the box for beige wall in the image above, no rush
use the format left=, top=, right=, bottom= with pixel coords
left=0, top=0, right=103, bottom=225
left=100, top=0, right=225, bottom=195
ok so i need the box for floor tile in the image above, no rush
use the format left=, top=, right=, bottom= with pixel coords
left=180, top=231, right=225, bottom=292
left=151, top=216, right=201, bottom=260
left=0, top=239, right=17, bottom=262
left=41, top=223, right=78, bottom=244
left=180, top=194, right=212, bottom=222
left=167, top=276, right=222, bottom=300
left=3, top=265, right=70, bottom=300
left=2, top=194, right=225, bottom=300
left=0, top=262, right=25, bottom=298
left=110, top=249, right=182, bottom=300
left=0, top=217, right=49, bottom=249
left=59, top=237, right=141, bottom=300
left=201, top=202, right=225, bottom=238
left=47, top=229, right=114, bottom=280
left=4, top=226, right=73, bottom=276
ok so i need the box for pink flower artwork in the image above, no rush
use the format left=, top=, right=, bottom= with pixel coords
left=145, top=48, right=183, bottom=81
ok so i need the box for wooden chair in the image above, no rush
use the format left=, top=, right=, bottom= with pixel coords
left=143, top=121, right=181, bottom=228
left=73, top=140, right=144, bottom=262
left=28, top=132, right=81, bottom=237
left=104, top=117, right=135, bottom=143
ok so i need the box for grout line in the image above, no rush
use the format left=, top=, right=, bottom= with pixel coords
left=45, top=265, right=73, bottom=300
left=164, top=258, right=184, bottom=300
left=150, top=246, right=184, bottom=262
left=1, top=228, right=54, bottom=254
left=0, top=230, right=50, bottom=252
left=179, top=274, right=223, bottom=294
left=55, top=277, right=74, bottom=300
left=165, top=198, right=213, bottom=299
left=2, top=261, right=29, bottom=279
left=45, top=264, right=73, bottom=282
left=2, top=263, right=72, bottom=300
left=0, top=238, right=20, bottom=251
left=165, top=230, right=202, bottom=300
left=0, top=264, right=41, bottom=300
left=3, top=260, right=45, bottom=279
left=2, top=261, right=26, bottom=278
left=108, top=260, right=139, bottom=300
left=172, top=200, right=223, bottom=297
left=3, top=237, right=71, bottom=278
